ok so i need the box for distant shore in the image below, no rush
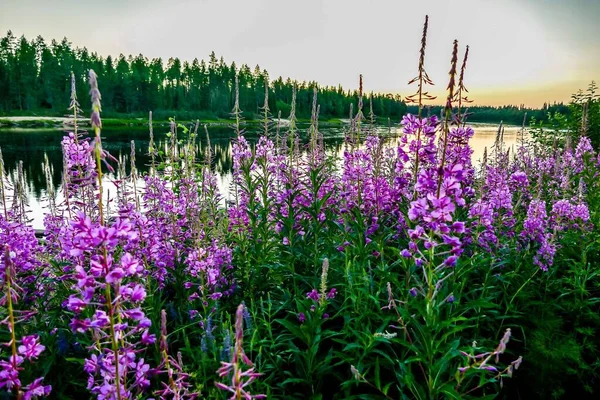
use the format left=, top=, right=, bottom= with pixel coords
left=0, top=115, right=348, bottom=129
left=0, top=115, right=519, bottom=130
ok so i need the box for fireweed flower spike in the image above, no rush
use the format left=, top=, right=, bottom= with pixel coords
left=454, top=45, right=472, bottom=121
left=356, top=75, right=364, bottom=142
left=261, top=76, right=271, bottom=138
left=2, top=245, right=22, bottom=397
left=68, top=72, right=83, bottom=137
left=89, top=70, right=102, bottom=131
left=90, top=70, right=123, bottom=399
left=1, top=246, right=52, bottom=399
left=215, top=304, right=266, bottom=400
left=437, top=39, right=459, bottom=198
left=457, top=329, right=521, bottom=393
left=405, top=15, right=436, bottom=180
left=155, top=310, right=199, bottom=399
left=232, top=74, right=244, bottom=138
left=62, top=71, right=154, bottom=400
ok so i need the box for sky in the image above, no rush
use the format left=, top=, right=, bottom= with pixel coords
left=1, top=0, right=598, bottom=107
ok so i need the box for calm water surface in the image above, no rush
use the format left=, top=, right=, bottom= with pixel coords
left=0, top=122, right=522, bottom=229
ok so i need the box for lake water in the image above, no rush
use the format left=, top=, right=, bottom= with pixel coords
left=0, top=121, right=523, bottom=229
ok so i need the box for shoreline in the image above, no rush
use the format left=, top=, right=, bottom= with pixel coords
left=0, top=115, right=346, bottom=129
left=0, top=115, right=520, bottom=129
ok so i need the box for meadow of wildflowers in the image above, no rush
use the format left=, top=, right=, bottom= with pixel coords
left=1, top=17, right=599, bottom=400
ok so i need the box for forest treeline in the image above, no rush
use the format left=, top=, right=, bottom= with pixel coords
left=407, top=103, right=570, bottom=126
left=0, top=31, right=406, bottom=120
left=0, top=31, right=575, bottom=125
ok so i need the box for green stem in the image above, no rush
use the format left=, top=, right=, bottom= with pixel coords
left=94, top=126, right=123, bottom=400
left=509, top=267, right=539, bottom=306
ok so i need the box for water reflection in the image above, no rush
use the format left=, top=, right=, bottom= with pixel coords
left=0, top=122, right=524, bottom=229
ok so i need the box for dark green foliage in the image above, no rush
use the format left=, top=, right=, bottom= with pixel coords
left=524, top=153, right=599, bottom=399
left=407, top=103, right=571, bottom=127
left=0, top=31, right=406, bottom=121
left=570, top=82, right=600, bottom=147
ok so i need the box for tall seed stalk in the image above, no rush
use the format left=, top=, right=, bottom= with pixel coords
left=406, top=15, right=436, bottom=182
left=437, top=39, right=459, bottom=197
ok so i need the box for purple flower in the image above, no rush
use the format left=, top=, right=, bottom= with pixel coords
left=408, top=198, right=428, bottom=221
left=451, top=221, right=465, bottom=233
left=105, top=267, right=125, bottom=284
left=89, top=310, right=110, bottom=329
left=443, top=255, right=458, bottom=267
left=427, top=194, right=456, bottom=222
left=128, top=284, right=147, bottom=303
left=572, top=203, right=590, bottom=221
left=306, top=289, right=320, bottom=302
left=576, top=136, right=593, bottom=159
left=408, top=225, right=425, bottom=239
left=67, top=295, right=88, bottom=313
left=297, top=313, right=306, bottom=323
left=120, top=253, right=140, bottom=275
left=522, top=200, right=547, bottom=240
left=22, top=378, right=52, bottom=399
left=141, top=330, right=156, bottom=345
left=0, top=359, right=21, bottom=390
